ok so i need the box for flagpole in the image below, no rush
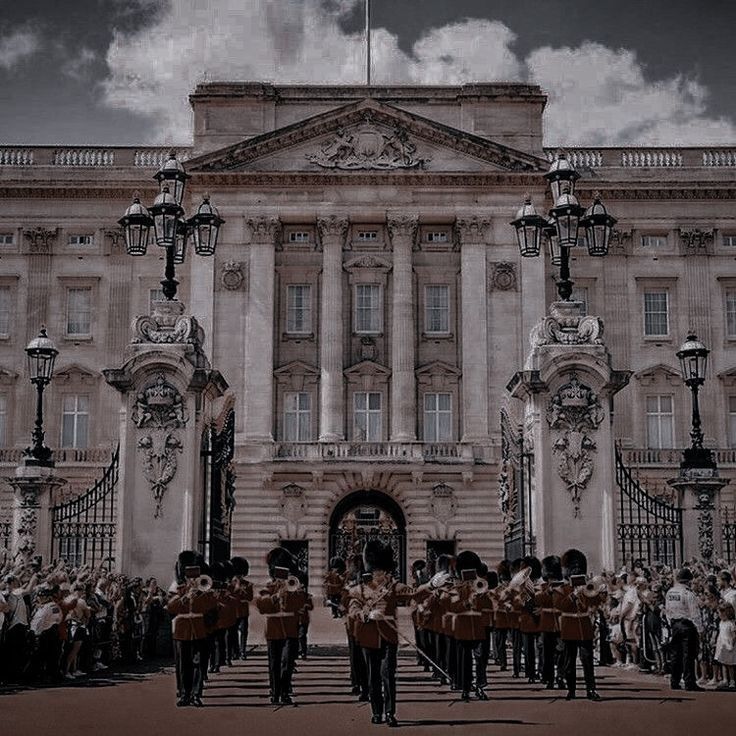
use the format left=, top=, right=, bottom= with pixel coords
left=365, top=0, right=371, bottom=86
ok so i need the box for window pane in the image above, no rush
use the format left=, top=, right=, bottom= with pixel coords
left=356, top=285, right=380, bottom=332
left=368, top=412, right=381, bottom=441
left=660, top=395, right=672, bottom=412
left=437, top=393, right=451, bottom=411
left=0, top=286, right=11, bottom=335
left=287, top=285, right=312, bottom=332
left=354, top=393, right=367, bottom=411
left=368, top=392, right=381, bottom=411
left=644, top=291, right=668, bottom=336
left=729, top=397, right=736, bottom=447
left=425, top=285, right=449, bottom=333
left=0, top=394, right=6, bottom=445
left=67, top=288, right=91, bottom=335
left=76, top=415, right=89, bottom=448
left=726, top=292, right=736, bottom=337
left=438, top=411, right=452, bottom=441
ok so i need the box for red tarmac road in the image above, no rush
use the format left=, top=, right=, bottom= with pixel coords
left=2, top=650, right=734, bottom=736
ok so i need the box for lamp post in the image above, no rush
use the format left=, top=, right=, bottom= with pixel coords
left=511, top=153, right=617, bottom=301
left=118, top=151, right=224, bottom=301
left=23, top=327, right=58, bottom=467
left=676, top=333, right=716, bottom=469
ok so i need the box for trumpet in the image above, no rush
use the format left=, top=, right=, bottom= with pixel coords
left=194, top=574, right=213, bottom=593
left=285, top=574, right=302, bottom=592
left=473, top=577, right=489, bottom=596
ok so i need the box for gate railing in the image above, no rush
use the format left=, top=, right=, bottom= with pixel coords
left=0, top=518, right=10, bottom=552
left=722, top=508, right=736, bottom=564
left=51, top=446, right=119, bottom=568
left=615, top=446, right=683, bottom=567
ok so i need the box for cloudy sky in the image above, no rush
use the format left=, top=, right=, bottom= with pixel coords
left=1, top=0, right=735, bottom=147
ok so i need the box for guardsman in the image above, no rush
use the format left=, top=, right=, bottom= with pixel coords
left=493, top=560, right=512, bottom=671
left=411, top=559, right=430, bottom=668
left=507, top=558, right=524, bottom=678
left=437, top=555, right=457, bottom=689
left=324, top=556, right=346, bottom=618
left=473, top=566, right=496, bottom=695
left=414, top=557, right=453, bottom=684
left=213, top=561, right=238, bottom=669
left=167, top=550, right=218, bottom=707
left=553, top=548, right=604, bottom=701
left=664, top=567, right=704, bottom=691
left=255, top=547, right=309, bottom=705
left=343, top=554, right=369, bottom=700
left=519, top=556, right=543, bottom=683
left=229, top=556, right=253, bottom=660
left=347, top=540, right=415, bottom=727
left=535, top=555, right=564, bottom=689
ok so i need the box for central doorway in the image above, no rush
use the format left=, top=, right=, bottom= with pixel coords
left=328, top=490, right=406, bottom=582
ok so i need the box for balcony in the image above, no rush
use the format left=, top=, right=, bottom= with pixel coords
left=0, top=447, right=113, bottom=466
left=620, top=447, right=736, bottom=468
left=544, top=147, right=736, bottom=169
left=273, top=441, right=480, bottom=464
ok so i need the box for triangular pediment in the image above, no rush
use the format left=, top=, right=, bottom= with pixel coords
left=187, top=98, right=545, bottom=175
left=54, top=363, right=99, bottom=384
left=274, top=360, right=319, bottom=377
left=633, top=363, right=681, bottom=385
left=344, top=360, right=391, bottom=378
left=416, top=360, right=462, bottom=377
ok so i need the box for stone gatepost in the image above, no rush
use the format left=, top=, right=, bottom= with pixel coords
left=507, top=301, right=630, bottom=573
left=667, top=469, right=730, bottom=563
left=5, top=463, right=66, bottom=565
left=103, top=300, right=228, bottom=584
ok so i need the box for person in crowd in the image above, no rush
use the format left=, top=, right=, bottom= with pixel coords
left=714, top=602, right=736, bottom=689
left=665, top=567, right=704, bottom=692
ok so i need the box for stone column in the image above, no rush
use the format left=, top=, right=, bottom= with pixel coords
left=244, top=216, right=280, bottom=442
left=317, top=216, right=348, bottom=441
left=508, top=301, right=631, bottom=572
left=388, top=215, right=418, bottom=441
left=457, top=217, right=491, bottom=443
left=5, top=464, right=66, bottom=565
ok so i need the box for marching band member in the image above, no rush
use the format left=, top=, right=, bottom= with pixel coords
left=508, top=558, right=524, bottom=678
left=323, top=556, right=346, bottom=619
left=343, top=554, right=369, bottom=700
left=411, top=559, right=430, bottom=668
left=553, top=548, right=604, bottom=701
left=519, top=556, right=543, bottom=683
left=229, top=556, right=253, bottom=660
left=167, top=550, right=218, bottom=707
left=493, top=560, right=512, bottom=672
left=474, top=566, right=497, bottom=694
left=535, top=555, right=564, bottom=689
left=255, top=547, right=309, bottom=705
left=414, top=557, right=453, bottom=685
left=347, top=540, right=415, bottom=727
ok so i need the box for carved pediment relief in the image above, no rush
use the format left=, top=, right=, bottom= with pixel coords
left=416, top=361, right=461, bottom=389
left=344, top=254, right=392, bottom=273
left=344, top=360, right=391, bottom=391
left=0, top=366, right=18, bottom=385
left=274, top=361, right=320, bottom=391
left=634, top=363, right=681, bottom=386
left=54, top=363, right=99, bottom=385
left=717, top=366, right=736, bottom=387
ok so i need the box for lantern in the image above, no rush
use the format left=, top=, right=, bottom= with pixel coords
left=581, top=194, right=617, bottom=257
left=188, top=195, right=224, bottom=256
left=25, top=327, right=58, bottom=385
left=550, top=184, right=585, bottom=248
left=545, top=220, right=562, bottom=266
left=511, top=196, right=546, bottom=258
left=676, top=334, right=709, bottom=387
left=153, top=150, right=190, bottom=206
left=118, top=194, right=152, bottom=256
left=543, top=152, right=581, bottom=203
left=149, top=186, right=183, bottom=248
left=173, top=220, right=189, bottom=264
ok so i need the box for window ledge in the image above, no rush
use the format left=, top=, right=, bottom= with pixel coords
left=63, top=334, right=93, bottom=343
left=422, top=332, right=454, bottom=341
left=642, top=335, right=672, bottom=343
left=353, top=331, right=383, bottom=337
left=282, top=332, right=315, bottom=342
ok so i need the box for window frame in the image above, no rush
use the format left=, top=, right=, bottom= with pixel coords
left=285, top=284, right=313, bottom=334
left=643, top=289, right=670, bottom=338
left=65, top=286, right=93, bottom=338
left=424, top=284, right=451, bottom=335
left=729, top=395, right=736, bottom=449
left=645, top=394, right=675, bottom=450
left=60, top=393, right=90, bottom=449
left=67, top=233, right=95, bottom=246
left=283, top=391, right=312, bottom=442
left=640, top=234, right=668, bottom=248
left=423, top=392, right=453, bottom=442
left=725, top=289, right=736, bottom=339
left=353, top=391, right=383, bottom=442
left=354, top=283, right=383, bottom=334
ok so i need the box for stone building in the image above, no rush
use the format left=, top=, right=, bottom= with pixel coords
left=1, top=82, right=736, bottom=583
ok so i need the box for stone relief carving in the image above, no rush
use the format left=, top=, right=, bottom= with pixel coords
left=547, top=374, right=604, bottom=517
left=132, top=374, right=188, bottom=518
left=695, top=491, right=715, bottom=561
left=280, top=483, right=307, bottom=523
left=14, top=490, right=40, bottom=560
left=306, top=116, right=430, bottom=170
left=221, top=261, right=246, bottom=291
left=316, top=215, right=349, bottom=244
left=132, top=300, right=205, bottom=346
left=387, top=214, right=419, bottom=245
left=23, top=227, right=58, bottom=253
left=679, top=228, right=714, bottom=254
left=359, top=336, right=377, bottom=361
left=530, top=301, right=604, bottom=348
left=489, top=262, right=517, bottom=291
left=430, top=482, right=457, bottom=523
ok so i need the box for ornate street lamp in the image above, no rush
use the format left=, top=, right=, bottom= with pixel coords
left=23, top=327, right=58, bottom=467
left=676, top=333, right=716, bottom=469
left=511, top=153, right=617, bottom=302
left=118, top=152, right=224, bottom=302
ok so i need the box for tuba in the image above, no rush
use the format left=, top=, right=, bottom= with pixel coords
left=508, top=567, right=534, bottom=604
left=285, top=574, right=302, bottom=592
left=473, top=577, right=489, bottom=596
left=195, top=574, right=213, bottom=593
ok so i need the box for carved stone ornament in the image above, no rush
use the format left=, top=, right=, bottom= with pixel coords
left=133, top=374, right=188, bottom=518
left=695, top=490, right=715, bottom=561
left=132, top=299, right=206, bottom=346
left=280, top=483, right=307, bottom=524
left=306, top=115, right=430, bottom=170
left=490, top=262, right=517, bottom=291
left=360, top=336, right=377, bottom=361
left=387, top=215, right=419, bottom=244
left=316, top=215, right=349, bottom=243
left=430, top=482, right=457, bottom=523
left=679, top=228, right=714, bottom=254
left=247, top=216, right=282, bottom=244
left=23, top=226, right=58, bottom=253
left=221, top=261, right=246, bottom=291
left=530, top=300, right=604, bottom=348
left=547, top=374, right=604, bottom=517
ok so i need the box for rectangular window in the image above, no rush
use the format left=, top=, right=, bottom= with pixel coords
left=423, top=393, right=453, bottom=442
left=643, top=291, right=669, bottom=336
left=425, top=285, right=450, bottom=333
left=357, top=230, right=378, bottom=242
left=283, top=392, right=311, bottom=442
left=571, top=286, right=588, bottom=316
left=641, top=235, right=667, bottom=248
left=723, top=235, right=736, bottom=247
left=425, top=231, right=448, bottom=243
left=0, top=394, right=6, bottom=446
left=646, top=395, right=674, bottom=449
left=726, top=291, right=736, bottom=338
left=353, top=392, right=382, bottom=442
left=288, top=231, right=311, bottom=243
left=0, top=285, right=11, bottom=337
left=66, top=288, right=92, bottom=336
left=61, top=394, right=89, bottom=448
left=729, top=396, right=736, bottom=448
left=355, top=284, right=381, bottom=333
left=149, top=288, right=165, bottom=313
left=0, top=233, right=14, bottom=245
left=68, top=234, right=94, bottom=246
left=286, top=284, right=312, bottom=333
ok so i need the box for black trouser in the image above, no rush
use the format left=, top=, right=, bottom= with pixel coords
left=1, top=625, right=28, bottom=682
left=473, top=628, right=491, bottom=687
left=33, top=627, right=61, bottom=682
left=523, top=632, right=538, bottom=679
left=267, top=637, right=297, bottom=701
left=211, top=628, right=227, bottom=669
left=227, top=623, right=240, bottom=660
left=457, top=640, right=481, bottom=693
left=494, top=628, right=508, bottom=668
left=669, top=619, right=698, bottom=689
left=364, top=642, right=398, bottom=717
left=542, top=631, right=561, bottom=684
left=434, top=631, right=448, bottom=681
left=237, top=616, right=249, bottom=658
left=328, top=595, right=342, bottom=617
left=349, top=634, right=368, bottom=694
left=298, top=620, right=309, bottom=658
left=563, top=639, right=596, bottom=694
left=445, top=635, right=457, bottom=686
left=201, top=635, right=213, bottom=681
left=511, top=628, right=523, bottom=676
left=174, top=639, right=205, bottom=700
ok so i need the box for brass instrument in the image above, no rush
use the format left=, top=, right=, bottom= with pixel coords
left=508, top=568, right=535, bottom=604
left=195, top=574, right=213, bottom=593
left=285, top=574, right=302, bottom=592
left=473, top=577, right=489, bottom=596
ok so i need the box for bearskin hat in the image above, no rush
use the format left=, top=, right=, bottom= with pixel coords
left=363, top=540, right=395, bottom=573
left=485, top=570, right=499, bottom=590
left=510, top=558, right=523, bottom=575
left=561, top=548, right=587, bottom=578
left=436, top=554, right=454, bottom=573
left=541, top=555, right=562, bottom=582
left=456, top=550, right=483, bottom=576
left=230, top=556, right=250, bottom=576
left=266, top=547, right=295, bottom=577
left=175, top=550, right=204, bottom=584
left=411, top=559, right=427, bottom=572
left=522, top=556, right=542, bottom=582
left=210, top=561, right=228, bottom=583
left=478, top=562, right=489, bottom=577
left=496, top=559, right=512, bottom=583
left=329, top=556, right=346, bottom=573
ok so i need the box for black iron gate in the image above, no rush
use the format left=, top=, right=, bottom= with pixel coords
left=615, top=446, right=683, bottom=567
left=51, top=446, right=119, bottom=567
left=723, top=509, right=736, bottom=564
left=201, top=406, right=235, bottom=565
left=499, top=410, right=534, bottom=561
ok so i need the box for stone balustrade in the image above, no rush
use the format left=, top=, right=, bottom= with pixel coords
left=273, top=441, right=476, bottom=463
left=545, top=147, right=736, bottom=168
left=621, top=447, right=736, bottom=467
left=0, top=146, right=175, bottom=168
left=0, top=447, right=113, bottom=465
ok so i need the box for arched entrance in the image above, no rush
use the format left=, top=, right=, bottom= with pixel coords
left=328, top=490, right=406, bottom=582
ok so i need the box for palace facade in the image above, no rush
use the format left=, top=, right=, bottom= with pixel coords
left=1, top=83, right=736, bottom=583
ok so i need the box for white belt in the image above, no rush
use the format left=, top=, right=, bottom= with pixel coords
left=560, top=612, right=590, bottom=619
left=265, top=612, right=295, bottom=618
left=177, top=613, right=204, bottom=619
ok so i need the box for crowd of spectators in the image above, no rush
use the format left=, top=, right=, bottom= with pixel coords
left=594, top=558, right=736, bottom=690
left=0, top=555, right=169, bottom=686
